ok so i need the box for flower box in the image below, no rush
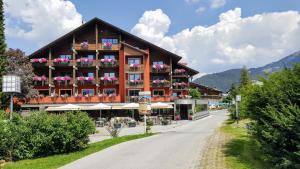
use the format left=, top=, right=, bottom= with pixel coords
left=129, top=79, right=142, bottom=85
left=129, top=63, right=140, bottom=70
left=33, top=75, right=47, bottom=81
left=76, top=58, right=94, bottom=64
left=102, top=42, right=112, bottom=49
left=53, top=76, right=71, bottom=81
left=77, top=76, right=95, bottom=81
left=80, top=42, right=89, bottom=49
left=53, top=58, right=70, bottom=64
left=174, top=69, right=186, bottom=74
left=100, top=76, right=118, bottom=82
left=100, top=58, right=116, bottom=65
left=30, top=58, right=47, bottom=63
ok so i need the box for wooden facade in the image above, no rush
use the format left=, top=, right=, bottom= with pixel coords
left=27, top=18, right=198, bottom=105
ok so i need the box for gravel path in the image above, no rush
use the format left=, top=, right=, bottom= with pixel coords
left=61, top=110, right=228, bottom=169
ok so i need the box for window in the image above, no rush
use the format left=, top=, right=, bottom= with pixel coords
left=104, top=72, right=115, bottom=77
left=38, top=90, right=49, bottom=96
left=152, top=76, right=165, bottom=80
left=60, top=89, right=72, bottom=96
left=87, top=55, right=94, bottom=59
left=101, top=38, right=118, bottom=44
left=79, top=72, right=94, bottom=77
left=60, top=54, right=72, bottom=59
left=129, top=89, right=140, bottom=96
left=103, top=88, right=116, bottom=95
left=55, top=72, right=71, bottom=76
left=128, top=58, right=141, bottom=64
left=153, top=90, right=164, bottom=96
left=153, top=61, right=163, bottom=65
left=82, top=89, right=94, bottom=96
left=104, top=55, right=115, bottom=59
left=129, top=74, right=141, bottom=80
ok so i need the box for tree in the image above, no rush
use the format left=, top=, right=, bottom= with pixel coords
left=189, top=88, right=201, bottom=99
left=239, top=66, right=251, bottom=88
left=241, top=64, right=300, bottom=168
left=0, top=0, right=7, bottom=107
left=4, top=49, right=38, bottom=99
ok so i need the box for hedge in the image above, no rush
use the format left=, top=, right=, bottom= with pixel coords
left=0, top=111, right=95, bottom=161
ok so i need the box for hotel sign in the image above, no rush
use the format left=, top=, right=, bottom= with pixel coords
left=138, top=91, right=151, bottom=115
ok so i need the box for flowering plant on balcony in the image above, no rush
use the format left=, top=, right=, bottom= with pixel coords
left=174, top=69, right=186, bottom=74
left=100, top=76, right=118, bottom=82
left=30, top=58, right=47, bottom=63
left=152, top=64, right=165, bottom=71
left=172, top=82, right=187, bottom=88
left=33, top=75, right=47, bottom=81
left=100, top=58, right=116, bottom=65
left=53, top=76, right=71, bottom=81
left=76, top=58, right=94, bottom=63
left=129, top=63, right=140, bottom=69
left=53, top=58, right=70, bottom=63
left=129, top=79, right=142, bottom=84
left=103, top=42, right=112, bottom=49
left=77, top=76, right=95, bottom=81
left=80, top=41, right=89, bottom=49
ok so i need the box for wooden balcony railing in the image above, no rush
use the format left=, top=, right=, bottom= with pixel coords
left=125, top=64, right=144, bottom=73
left=97, top=43, right=120, bottom=51
left=126, top=96, right=139, bottom=102
left=52, top=79, right=73, bottom=86
left=151, top=65, right=171, bottom=73
left=100, top=80, right=119, bottom=86
left=99, top=61, right=119, bottom=68
left=151, top=95, right=171, bottom=102
left=27, top=95, right=121, bottom=104
left=126, top=80, right=144, bottom=88
left=151, top=80, right=171, bottom=88
left=73, top=43, right=97, bottom=51
left=76, top=60, right=98, bottom=67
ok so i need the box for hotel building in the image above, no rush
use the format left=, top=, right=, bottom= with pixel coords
left=22, top=18, right=199, bottom=120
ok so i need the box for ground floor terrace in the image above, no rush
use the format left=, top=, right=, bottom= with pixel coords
left=21, top=99, right=209, bottom=123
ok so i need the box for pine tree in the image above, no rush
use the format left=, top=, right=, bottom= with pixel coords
left=239, top=66, right=251, bottom=88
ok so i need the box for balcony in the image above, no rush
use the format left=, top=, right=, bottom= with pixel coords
left=33, top=75, right=48, bottom=86
left=151, top=80, right=171, bottom=88
left=27, top=95, right=121, bottom=104
left=99, top=59, right=119, bottom=68
left=125, top=64, right=144, bottom=73
left=73, top=43, right=97, bottom=51
left=151, top=95, right=171, bottom=102
left=99, top=76, right=119, bottom=86
left=172, top=82, right=188, bottom=90
left=76, top=77, right=96, bottom=85
left=30, top=58, right=49, bottom=67
left=151, top=64, right=171, bottom=73
left=170, top=95, right=192, bottom=101
left=126, top=96, right=139, bottom=102
left=172, top=69, right=189, bottom=78
left=52, top=76, right=73, bottom=86
left=76, top=58, right=97, bottom=67
left=98, top=43, right=120, bottom=51
left=126, top=80, right=144, bottom=88
left=52, top=58, right=73, bottom=67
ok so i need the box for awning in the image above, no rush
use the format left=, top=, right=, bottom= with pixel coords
left=151, top=102, right=173, bottom=109
left=122, top=103, right=139, bottom=109
left=83, top=103, right=111, bottom=110
left=45, top=104, right=82, bottom=111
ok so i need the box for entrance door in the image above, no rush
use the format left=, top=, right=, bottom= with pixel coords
left=180, top=105, right=189, bottom=120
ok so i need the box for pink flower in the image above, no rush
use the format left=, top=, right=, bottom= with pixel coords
left=64, top=76, right=71, bottom=81
left=81, top=41, right=89, bottom=48
left=78, top=76, right=85, bottom=81
left=103, top=42, right=112, bottom=48
left=110, top=76, right=117, bottom=81
left=87, top=77, right=94, bottom=81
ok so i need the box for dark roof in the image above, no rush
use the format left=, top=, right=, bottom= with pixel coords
left=190, top=82, right=222, bottom=93
left=29, top=17, right=182, bottom=62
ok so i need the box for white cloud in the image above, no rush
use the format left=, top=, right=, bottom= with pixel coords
left=210, top=0, right=226, bottom=9
left=196, top=7, right=206, bottom=15
left=185, top=0, right=200, bottom=4
left=4, top=0, right=82, bottom=46
left=131, top=8, right=300, bottom=73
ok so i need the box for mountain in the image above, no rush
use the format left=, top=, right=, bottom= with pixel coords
left=193, top=51, right=300, bottom=92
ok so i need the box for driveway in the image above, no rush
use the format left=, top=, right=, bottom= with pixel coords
left=61, top=110, right=228, bottom=169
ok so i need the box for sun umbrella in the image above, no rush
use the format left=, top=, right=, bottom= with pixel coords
left=86, top=103, right=111, bottom=118
left=45, top=104, right=81, bottom=111
left=151, top=102, right=173, bottom=109
left=122, top=103, right=139, bottom=109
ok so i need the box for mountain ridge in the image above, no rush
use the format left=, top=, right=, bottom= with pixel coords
left=193, top=51, right=300, bottom=92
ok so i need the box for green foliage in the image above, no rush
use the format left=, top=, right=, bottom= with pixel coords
left=189, top=88, right=201, bottom=99
left=0, top=111, right=95, bottom=161
left=240, top=64, right=300, bottom=168
left=195, top=104, right=206, bottom=112
left=240, top=66, right=251, bottom=89
left=0, top=0, right=5, bottom=55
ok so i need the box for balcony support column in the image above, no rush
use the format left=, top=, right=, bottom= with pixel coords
left=48, top=48, right=52, bottom=95
left=72, top=34, right=77, bottom=95
left=143, top=49, right=150, bottom=91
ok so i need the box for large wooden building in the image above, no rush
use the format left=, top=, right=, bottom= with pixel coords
left=22, top=18, right=199, bottom=119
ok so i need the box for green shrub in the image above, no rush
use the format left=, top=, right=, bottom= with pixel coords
left=0, top=111, right=95, bottom=161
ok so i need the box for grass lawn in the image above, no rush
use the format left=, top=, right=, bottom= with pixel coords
left=222, top=119, right=271, bottom=169
left=4, top=133, right=153, bottom=169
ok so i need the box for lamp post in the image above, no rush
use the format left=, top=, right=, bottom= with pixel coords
left=2, top=75, right=21, bottom=120
left=235, top=95, right=241, bottom=124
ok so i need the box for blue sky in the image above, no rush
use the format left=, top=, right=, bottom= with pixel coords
left=4, top=0, right=300, bottom=74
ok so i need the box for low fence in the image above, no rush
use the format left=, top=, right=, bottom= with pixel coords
left=192, top=111, right=210, bottom=120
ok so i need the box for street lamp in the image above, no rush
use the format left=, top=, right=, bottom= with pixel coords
left=2, top=75, right=21, bottom=120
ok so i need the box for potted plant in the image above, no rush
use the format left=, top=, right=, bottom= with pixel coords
left=128, top=120, right=137, bottom=127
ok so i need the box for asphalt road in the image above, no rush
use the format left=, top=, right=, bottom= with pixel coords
left=61, top=110, right=228, bottom=169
